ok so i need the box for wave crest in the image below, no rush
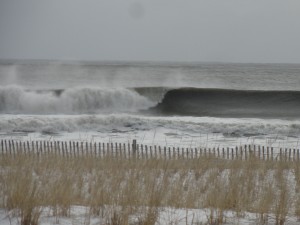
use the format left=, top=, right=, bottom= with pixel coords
left=152, top=88, right=300, bottom=118
left=0, top=86, right=154, bottom=114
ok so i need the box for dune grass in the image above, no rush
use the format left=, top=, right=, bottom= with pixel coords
left=0, top=152, right=299, bottom=225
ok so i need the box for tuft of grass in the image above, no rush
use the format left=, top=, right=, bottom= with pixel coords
left=0, top=152, right=299, bottom=224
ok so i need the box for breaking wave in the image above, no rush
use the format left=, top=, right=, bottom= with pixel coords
left=1, top=86, right=300, bottom=119
left=0, top=86, right=154, bottom=114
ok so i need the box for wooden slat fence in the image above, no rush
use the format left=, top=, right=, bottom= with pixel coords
left=0, top=139, right=300, bottom=161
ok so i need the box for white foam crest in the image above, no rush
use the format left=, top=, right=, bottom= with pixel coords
left=0, top=86, right=154, bottom=114
left=0, top=114, right=299, bottom=137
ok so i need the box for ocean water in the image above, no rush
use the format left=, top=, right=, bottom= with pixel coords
left=1, top=60, right=300, bottom=149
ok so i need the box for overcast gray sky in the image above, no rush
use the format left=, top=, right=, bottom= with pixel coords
left=0, top=0, right=300, bottom=63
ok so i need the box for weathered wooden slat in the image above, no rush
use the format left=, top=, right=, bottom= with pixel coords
left=1, top=139, right=299, bottom=162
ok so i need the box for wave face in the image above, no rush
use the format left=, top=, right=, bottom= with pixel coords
left=2, top=86, right=300, bottom=119
left=0, top=86, right=154, bottom=114
left=152, top=88, right=300, bottom=118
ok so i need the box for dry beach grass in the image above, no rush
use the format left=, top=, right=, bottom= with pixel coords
left=0, top=152, right=300, bottom=225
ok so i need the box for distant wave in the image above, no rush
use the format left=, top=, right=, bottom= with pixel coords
left=151, top=88, right=300, bottom=118
left=0, top=86, right=154, bottom=114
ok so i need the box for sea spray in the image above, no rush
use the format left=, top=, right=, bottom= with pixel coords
left=0, top=85, right=154, bottom=114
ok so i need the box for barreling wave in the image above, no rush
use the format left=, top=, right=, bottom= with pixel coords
left=1, top=86, right=300, bottom=118
left=151, top=88, right=300, bottom=118
left=0, top=85, right=155, bottom=114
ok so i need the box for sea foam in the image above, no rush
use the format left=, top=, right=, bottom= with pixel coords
left=0, top=85, right=154, bottom=114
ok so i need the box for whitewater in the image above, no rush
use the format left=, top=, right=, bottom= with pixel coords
left=1, top=61, right=300, bottom=149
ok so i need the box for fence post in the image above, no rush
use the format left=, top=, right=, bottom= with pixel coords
left=119, top=143, right=122, bottom=158
left=115, top=142, right=120, bottom=157
left=8, top=140, right=12, bottom=155
left=12, top=140, right=15, bottom=156
left=110, top=143, right=113, bottom=157
left=16, top=141, right=19, bottom=154
left=226, top=147, right=229, bottom=159
left=132, top=140, right=137, bottom=158
left=271, top=147, right=274, bottom=161
left=74, top=142, right=77, bottom=157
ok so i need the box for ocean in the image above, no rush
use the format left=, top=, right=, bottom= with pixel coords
left=1, top=60, right=300, bottom=150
